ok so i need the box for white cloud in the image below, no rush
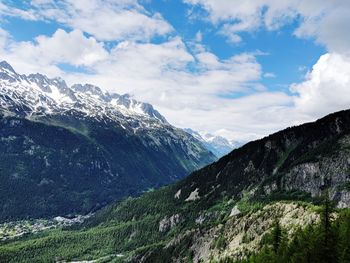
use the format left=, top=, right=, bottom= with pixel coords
left=294, top=3, right=350, bottom=54
left=0, top=2, right=38, bottom=21
left=184, top=0, right=350, bottom=54
left=20, top=29, right=108, bottom=66
left=1, top=0, right=173, bottom=42
left=195, top=31, right=202, bottom=42
left=64, top=38, right=262, bottom=112
left=292, top=53, right=350, bottom=118
left=0, top=28, right=108, bottom=76
left=264, top=72, right=276, bottom=78
left=216, top=52, right=350, bottom=141
left=0, top=28, right=10, bottom=48
left=219, top=16, right=261, bottom=44
left=159, top=91, right=297, bottom=142
left=30, top=0, right=54, bottom=4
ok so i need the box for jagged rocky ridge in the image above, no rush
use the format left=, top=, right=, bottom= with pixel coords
left=0, top=60, right=168, bottom=123
left=0, top=61, right=216, bottom=221
left=1, top=109, right=349, bottom=262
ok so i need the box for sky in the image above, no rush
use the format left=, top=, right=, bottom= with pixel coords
left=0, top=0, right=350, bottom=142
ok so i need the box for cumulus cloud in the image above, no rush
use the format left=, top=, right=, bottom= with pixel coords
left=184, top=0, right=350, bottom=53
left=65, top=38, right=263, bottom=113
left=1, top=0, right=173, bottom=42
left=16, top=29, right=108, bottom=66
left=0, top=28, right=108, bottom=76
left=292, top=53, right=350, bottom=117
left=294, top=3, right=350, bottom=54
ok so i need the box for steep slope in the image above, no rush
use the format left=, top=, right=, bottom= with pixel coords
left=0, top=61, right=216, bottom=221
left=178, top=109, right=350, bottom=210
left=1, top=109, right=350, bottom=262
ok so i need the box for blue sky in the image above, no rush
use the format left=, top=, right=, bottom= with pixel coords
left=0, top=0, right=349, bottom=141
left=141, top=0, right=325, bottom=90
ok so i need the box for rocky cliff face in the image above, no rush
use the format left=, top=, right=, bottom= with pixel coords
left=177, top=109, right=350, bottom=209
left=148, top=202, right=319, bottom=263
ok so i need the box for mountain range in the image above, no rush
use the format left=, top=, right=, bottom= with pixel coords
left=1, top=108, right=349, bottom=262
left=0, top=61, right=216, bottom=221
left=184, top=128, right=241, bottom=158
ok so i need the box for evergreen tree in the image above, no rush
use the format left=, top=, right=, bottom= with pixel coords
left=337, top=210, right=350, bottom=263
left=271, top=219, right=282, bottom=254
left=319, top=190, right=336, bottom=263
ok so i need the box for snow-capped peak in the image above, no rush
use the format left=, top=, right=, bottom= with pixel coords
left=0, top=61, right=168, bottom=125
left=0, top=60, right=22, bottom=82
left=184, top=128, right=240, bottom=158
left=0, top=61, right=16, bottom=74
left=111, top=94, right=168, bottom=124
left=72, top=84, right=104, bottom=97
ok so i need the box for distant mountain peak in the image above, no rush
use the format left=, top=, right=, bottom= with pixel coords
left=72, top=83, right=104, bottom=97
left=120, top=93, right=132, bottom=98
left=184, top=128, right=241, bottom=158
left=27, top=73, right=69, bottom=93
left=0, top=60, right=21, bottom=82
left=0, top=60, right=16, bottom=74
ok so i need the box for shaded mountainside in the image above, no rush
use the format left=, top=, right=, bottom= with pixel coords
left=178, top=109, right=350, bottom=209
left=0, top=61, right=216, bottom=221
left=1, top=109, right=350, bottom=263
